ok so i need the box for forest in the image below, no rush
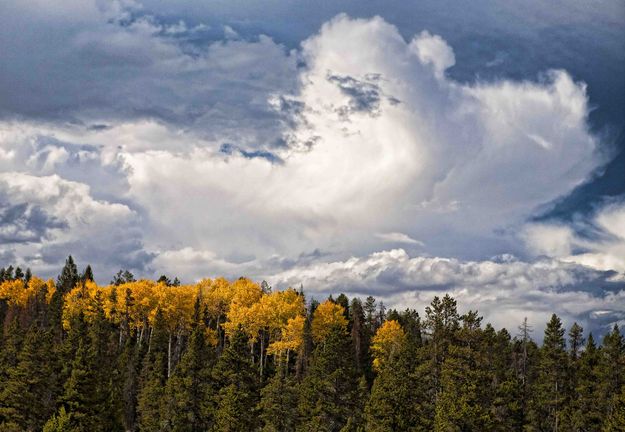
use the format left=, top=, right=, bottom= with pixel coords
left=0, top=256, right=623, bottom=431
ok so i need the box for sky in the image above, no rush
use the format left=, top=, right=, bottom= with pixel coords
left=1, top=0, right=624, bottom=336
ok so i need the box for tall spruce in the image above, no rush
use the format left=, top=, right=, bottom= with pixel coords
left=212, top=329, right=260, bottom=431
left=528, top=314, right=569, bottom=431
left=297, top=324, right=361, bottom=431
left=161, top=318, right=215, bottom=431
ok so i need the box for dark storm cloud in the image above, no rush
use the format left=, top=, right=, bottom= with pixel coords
left=0, top=0, right=623, bottom=335
left=0, top=3, right=299, bottom=153
left=0, top=202, right=67, bottom=244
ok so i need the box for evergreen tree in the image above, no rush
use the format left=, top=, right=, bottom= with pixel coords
left=49, top=256, right=80, bottom=341
left=0, top=319, right=22, bottom=391
left=23, top=267, right=32, bottom=284
left=349, top=298, right=371, bottom=381
left=434, top=311, right=493, bottom=431
left=259, top=369, right=299, bottom=432
left=82, top=265, right=94, bottom=283
left=603, top=385, right=625, bottom=431
left=111, top=269, right=136, bottom=285
left=56, top=256, right=80, bottom=295
left=13, top=267, right=24, bottom=281
left=212, top=329, right=260, bottom=431
left=297, top=325, right=361, bottom=431
left=570, top=333, right=603, bottom=430
left=42, top=406, right=72, bottom=432
left=161, top=322, right=215, bottom=431
left=61, top=341, right=100, bottom=431
left=598, top=324, right=625, bottom=419
left=137, top=309, right=169, bottom=432
left=365, top=340, right=420, bottom=431
left=528, top=314, right=569, bottom=431
left=0, top=325, right=56, bottom=431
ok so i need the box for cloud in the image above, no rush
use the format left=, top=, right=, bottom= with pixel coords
left=375, top=232, right=424, bottom=246
left=0, top=202, right=66, bottom=244
left=0, top=172, right=149, bottom=276
left=266, top=248, right=625, bottom=336
left=523, top=200, right=625, bottom=277
left=116, top=15, right=601, bottom=266
left=0, top=2, right=299, bottom=153
left=0, top=5, right=621, bottom=335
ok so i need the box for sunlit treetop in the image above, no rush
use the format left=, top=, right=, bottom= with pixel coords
left=311, top=300, right=348, bottom=343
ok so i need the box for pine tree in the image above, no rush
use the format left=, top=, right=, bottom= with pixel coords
left=42, top=406, right=72, bottom=432
left=297, top=325, right=360, bottom=431
left=117, top=336, right=140, bottom=431
left=603, top=385, right=625, bottom=431
left=61, top=341, right=100, bottom=431
left=87, top=295, right=124, bottom=430
left=212, top=329, right=260, bottom=431
left=13, top=267, right=24, bottom=281
left=570, top=333, right=603, bottom=430
left=349, top=298, right=371, bottom=381
left=598, top=324, right=625, bottom=419
left=49, top=256, right=80, bottom=341
left=82, top=265, right=94, bottom=283
left=483, top=326, right=523, bottom=430
left=56, top=256, right=80, bottom=295
left=55, top=302, right=121, bottom=431
left=0, top=325, right=56, bottom=431
left=161, top=322, right=215, bottom=431
left=23, top=267, right=32, bottom=284
left=528, top=314, right=569, bottom=431
left=434, top=311, right=493, bottom=431
left=259, top=369, right=299, bottom=432
left=137, top=309, right=169, bottom=432
left=0, top=318, right=22, bottom=391
left=365, top=339, right=420, bottom=431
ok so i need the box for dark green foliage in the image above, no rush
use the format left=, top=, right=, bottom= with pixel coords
left=570, top=333, right=604, bottom=430
left=137, top=309, right=169, bottom=432
left=111, top=269, right=136, bottom=285
left=297, top=325, right=361, bottom=431
left=365, top=341, right=420, bottom=431
left=0, top=270, right=624, bottom=432
left=161, top=323, right=215, bottom=431
left=57, top=256, right=80, bottom=295
left=82, top=265, right=94, bottom=283
left=434, top=311, right=494, bottom=430
left=259, top=369, right=299, bottom=431
left=0, top=325, right=56, bottom=430
left=212, top=329, right=260, bottom=431
left=527, top=314, right=570, bottom=431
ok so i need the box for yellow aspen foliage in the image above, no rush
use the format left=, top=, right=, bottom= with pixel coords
left=0, top=276, right=57, bottom=306
left=230, top=278, right=263, bottom=308
left=222, top=278, right=264, bottom=338
left=223, top=287, right=305, bottom=343
left=264, top=288, right=306, bottom=337
left=311, top=300, right=348, bottom=343
left=370, top=319, right=406, bottom=371
left=62, top=280, right=104, bottom=328
left=267, top=315, right=305, bottom=356
left=0, top=279, right=27, bottom=306
left=200, top=277, right=232, bottom=320
left=124, top=280, right=159, bottom=329
left=153, top=284, right=196, bottom=332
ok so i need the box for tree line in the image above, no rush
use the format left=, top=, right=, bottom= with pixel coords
left=0, top=256, right=623, bottom=431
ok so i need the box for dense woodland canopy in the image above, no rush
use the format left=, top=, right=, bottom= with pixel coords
left=0, top=256, right=623, bottom=431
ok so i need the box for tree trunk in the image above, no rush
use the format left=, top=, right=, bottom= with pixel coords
left=168, top=332, right=172, bottom=378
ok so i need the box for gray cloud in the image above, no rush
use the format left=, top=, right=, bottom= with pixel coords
left=0, top=202, right=67, bottom=244
left=266, top=248, right=625, bottom=337
left=0, top=2, right=623, bottom=338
